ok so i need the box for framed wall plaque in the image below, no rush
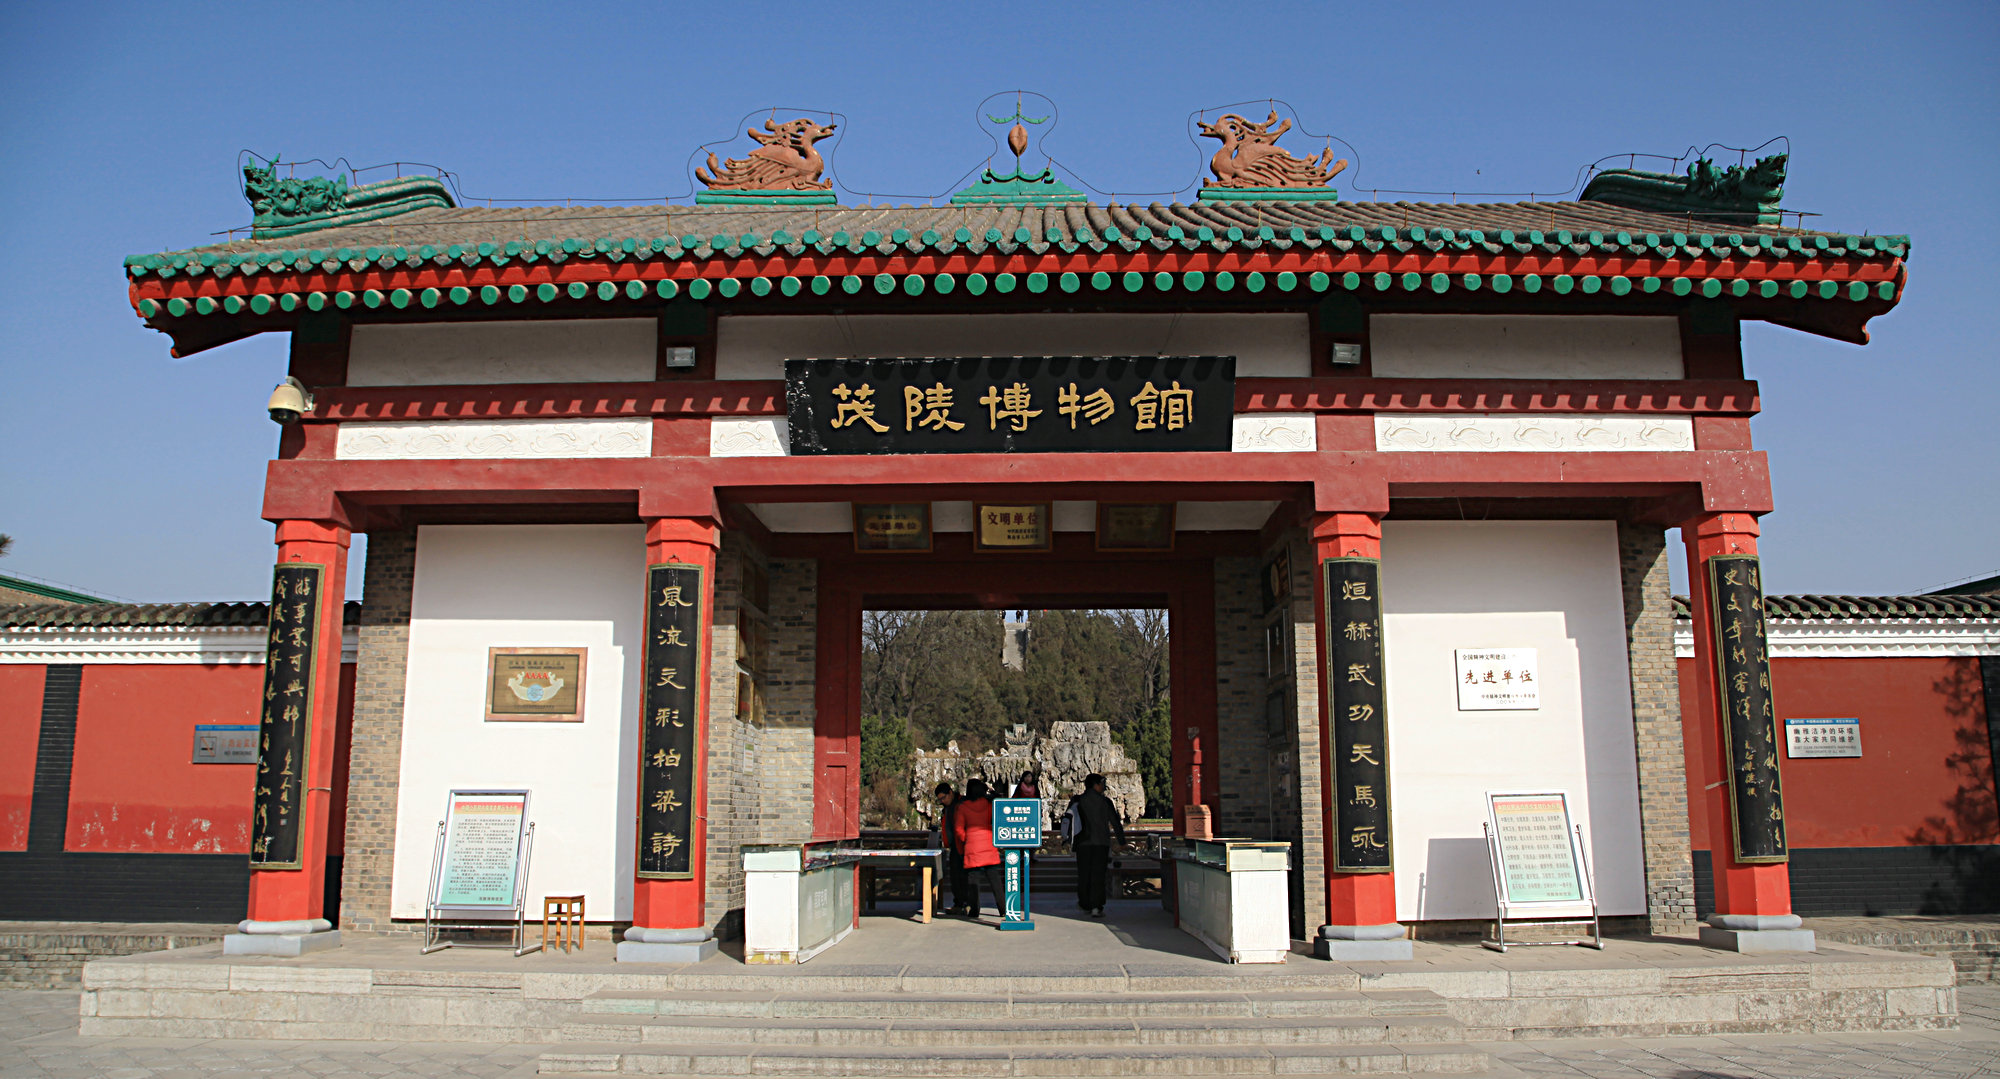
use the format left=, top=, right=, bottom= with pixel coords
left=1454, top=648, right=1540, bottom=711
left=486, top=648, right=587, bottom=722
left=853, top=502, right=932, bottom=553
left=1095, top=502, right=1175, bottom=552
left=1261, top=548, right=1291, bottom=614
left=974, top=503, right=1052, bottom=552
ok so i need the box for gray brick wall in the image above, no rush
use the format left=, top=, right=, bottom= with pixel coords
left=1214, top=557, right=1270, bottom=837
left=760, top=558, right=818, bottom=843
left=702, top=536, right=748, bottom=933
left=338, top=529, right=416, bottom=934
left=698, top=544, right=818, bottom=937
left=1619, top=522, right=1697, bottom=937
left=1280, top=529, right=1328, bottom=936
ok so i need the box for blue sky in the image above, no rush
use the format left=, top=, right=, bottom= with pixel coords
left=1, top=2, right=1993, bottom=601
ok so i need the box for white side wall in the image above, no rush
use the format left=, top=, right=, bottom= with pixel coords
left=389, top=524, right=645, bottom=920
left=1369, top=315, right=1682, bottom=379
left=348, top=319, right=657, bottom=386
left=714, top=313, right=1310, bottom=379
left=1380, top=520, right=1645, bottom=920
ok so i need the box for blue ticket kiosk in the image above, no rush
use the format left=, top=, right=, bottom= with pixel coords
left=991, top=798, right=1043, bottom=931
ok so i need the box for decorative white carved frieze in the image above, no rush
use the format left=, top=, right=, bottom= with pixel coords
left=1231, top=413, right=1317, bottom=452
left=1375, top=414, right=1695, bottom=452
left=709, top=418, right=790, bottom=457
left=0, top=627, right=359, bottom=665
left=335, top=419, right=652, bottom=460
left=1673, top=618, right=2000, bottom=659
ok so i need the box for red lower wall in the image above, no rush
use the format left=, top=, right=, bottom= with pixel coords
left=1680, top=654, right=1998, bottom=850
left=64, top=663, right=356, bottom=854
left=0, top=666, right=45, bottom=850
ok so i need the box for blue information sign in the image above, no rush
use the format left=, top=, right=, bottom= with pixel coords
left=993, top=799, right=1043, bottom=848
left=992, top=800, right=1041, bottom=931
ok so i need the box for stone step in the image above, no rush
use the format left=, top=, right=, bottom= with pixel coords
left=540, top=1042, right=1491, bottom=1076
left=578, top=987, right=1453, bottom=1021
left=557, top=1012, right=1468, bottom=1048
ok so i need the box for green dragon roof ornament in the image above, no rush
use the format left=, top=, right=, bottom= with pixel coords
left=241, top=156, right=454, bottom=239
left=1581, top=153, right=1788, bottom=227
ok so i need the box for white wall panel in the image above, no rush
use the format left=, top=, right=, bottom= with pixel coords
left=1370, top=315, right=1682, bottom=379
left=390, top=524, right=645, bottom=920
left=348, top=319, right=657, bottom=386
left=715, top=313, right=1310, bottom=379
left=1380, top=520, right=1645, bottom=921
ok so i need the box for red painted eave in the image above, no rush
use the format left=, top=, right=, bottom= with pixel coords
left=129, top=248, right=1908, bottom=351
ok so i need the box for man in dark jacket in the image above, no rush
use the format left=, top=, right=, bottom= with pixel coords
left=1069, top=773, right=1125, bottom=918
left=933, top=782, right=963, bottom=915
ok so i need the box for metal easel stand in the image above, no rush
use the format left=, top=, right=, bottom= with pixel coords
left=1481, top=823, right=1605, bottom=953
left=423, top=821, right=542, bottom=956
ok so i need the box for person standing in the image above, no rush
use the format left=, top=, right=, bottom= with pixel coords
left=952, top=778, right=1004, bottom=919
left=931, top=781, right=963, bottom=915
left=1070, top=773, right=1125, bottom=918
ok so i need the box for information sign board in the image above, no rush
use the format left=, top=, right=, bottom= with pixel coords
left=1000, top=848, right=1033, bottom=930
left=993, top=799, right=1043, bottom=848
left=1485, top=791, right=1589, bottom=910
left=434, top=790, right=530, bottom=910
left=191, top=724, right=258, bottom=764
left=1785, top=717, right=1862, bottom=758
left=1454, top=648, right=1540, bottom=710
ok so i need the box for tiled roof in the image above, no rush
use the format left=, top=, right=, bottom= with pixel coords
left=127, top=199, right=1908, bottom=280
left=0, top=601, right=363, bottom=629
left=1671, top=594, right=2000, bottom=620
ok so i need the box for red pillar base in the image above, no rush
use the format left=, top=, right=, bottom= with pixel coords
left=1311, top=513, right=1411, bottom=961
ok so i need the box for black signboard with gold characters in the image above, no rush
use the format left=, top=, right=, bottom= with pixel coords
left=1324, top=558, right=1392, bottom=873
left=637, top=563, right=704, bottom=880
left=250, top=562, right=324, bottom=869
left=786, top=357, right=1234, bottom=455
left=1708, top=554, right=1788, bottom=864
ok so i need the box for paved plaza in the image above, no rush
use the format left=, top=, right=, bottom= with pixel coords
left=5, top=980, right=1998, bottom=1078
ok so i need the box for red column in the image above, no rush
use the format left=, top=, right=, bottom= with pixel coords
left=245, top=519, right=350, bottom=924
left=631, top=516, right=720, bottom=931
left=1312, top=512, right=1398, bottom=930
left=1682, top=512, right=1794, bottom=916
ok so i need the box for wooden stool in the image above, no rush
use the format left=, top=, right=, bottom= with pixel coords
left=542, top=895, right=585, bottom=954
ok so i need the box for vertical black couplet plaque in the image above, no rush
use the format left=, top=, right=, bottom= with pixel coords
left=637, top=562, right=704, bottom=880
left=250, top=562, right=325, bottom=870
left=1324, top=559, right=1392, bottom=873
left=1707, top=554, right=1788, bottom=864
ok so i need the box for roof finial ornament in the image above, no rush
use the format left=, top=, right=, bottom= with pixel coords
left=950, top=91, right=1086, bottom=206
left=693, top=111, right=841, bottom=205
left=1199, top=111, right=1347, bottom=189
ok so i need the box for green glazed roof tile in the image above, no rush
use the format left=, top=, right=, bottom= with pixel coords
left=128, top=199, right=1909, bottom=279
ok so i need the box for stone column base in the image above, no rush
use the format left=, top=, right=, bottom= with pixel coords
left=1699, top=913, right=1816, bottom=953
left=223, top=918, right=342, bottom=957
left=616, top=926, right=718, bottom=964
left=1312, top=922, right=1413, bottom=961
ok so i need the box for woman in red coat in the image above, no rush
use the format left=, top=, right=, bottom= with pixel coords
left=951, top=778, right=1004, bottom=918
